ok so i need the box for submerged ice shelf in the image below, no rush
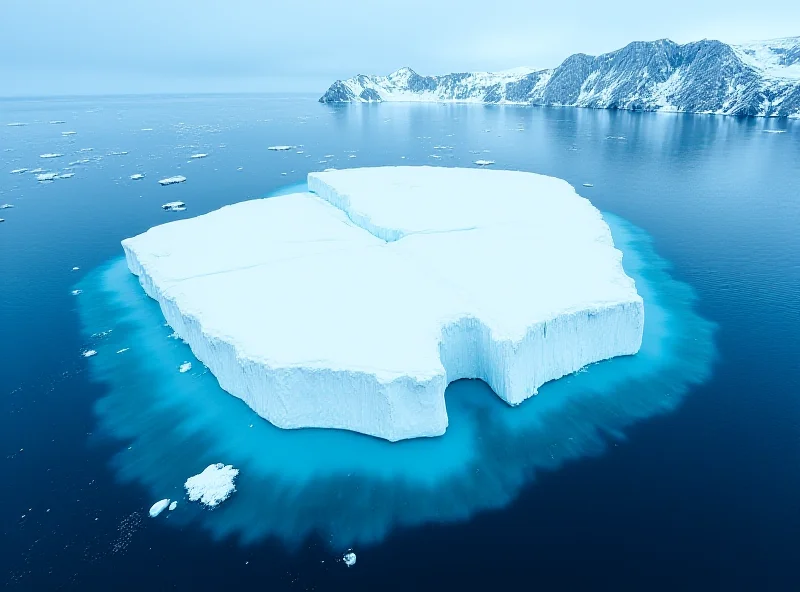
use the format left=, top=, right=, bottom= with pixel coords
left=121, top=167, right=644, bottom=441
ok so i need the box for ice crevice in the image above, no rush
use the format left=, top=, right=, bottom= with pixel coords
left=122, top=166, right=644, bottom=441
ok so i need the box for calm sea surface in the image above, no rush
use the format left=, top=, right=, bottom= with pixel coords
left=1, top=95, right=799, bottom=591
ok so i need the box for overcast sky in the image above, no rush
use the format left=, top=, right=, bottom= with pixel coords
left=2, top=0, right=798, bottom=96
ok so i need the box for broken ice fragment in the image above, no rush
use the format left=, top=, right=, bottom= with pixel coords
left=149, top=499, right=170, bottom=517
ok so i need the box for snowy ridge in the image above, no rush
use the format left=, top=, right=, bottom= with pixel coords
left=122, top=167, right=643, bottom=441
left=320, top=37, right=800, bottom=117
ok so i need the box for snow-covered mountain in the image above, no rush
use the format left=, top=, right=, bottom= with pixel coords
left=319, top=37, right=800, bottom=117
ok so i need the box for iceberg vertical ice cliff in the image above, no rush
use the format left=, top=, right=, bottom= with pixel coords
left=121, top=167, right=644, bottom=441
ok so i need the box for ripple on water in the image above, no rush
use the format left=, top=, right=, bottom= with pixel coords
left=77, top=209, right=716, bottom=549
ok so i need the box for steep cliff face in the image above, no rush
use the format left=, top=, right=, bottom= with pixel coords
left=319, top=37, right=800, bottom=117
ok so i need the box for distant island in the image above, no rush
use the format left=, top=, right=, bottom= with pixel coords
left=320, top=37, right=800, bottom=117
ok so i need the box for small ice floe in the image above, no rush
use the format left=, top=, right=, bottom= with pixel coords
left=159, top=176, right=186, bottom=186
left=0, top=204, right=13, bottom=209
left=71, top=289, right=83, bottom=296
left=56, top=173, right=75, bottom=179
left=343, top=551, right=357, bottom=567
left=184, top=463, right=239, bottom=508
left=763, top=129, right=786, bottom=134
left=7, top=122, right=27, bottom=127
left=296, top=150, right=304, bottom=154
left=318, top=160, right=328, bottom=164
left=190, top=153, right=208, bottom=159
left=148, top=499, right=170, bottom=518
left=80, top=147, right=93, bottom=152
left=82, top=349, right=97, bottom=358
left=162, top=201, right=186, bottom=212
left=37, top=173, right=58, bottom=181
left=29, top=168, right=45, bottom=174
left=324, top=154, right=334, bottom=158
left=50, top=120, right=66, bottom=124
left=429, top=155, right=442, bottom=159
left=179, top=361, right=192, bottom=373
left=582, top=183, right=594, bottom=188
left=69, top=159, right=91, bottom=166
left=10, top=168, right=28, bottom=174
left=110, top=151, right=129, bottom=156
left=116, top=348, right=130, bottom=354
left=606, top=135, right=626, bottom=140
left=141, top=128, right=154, bottom=131
left=237, top=167, right=243, bottom=171
left=474, top=160, right=495, bottom=166
left=280, top=172, right=287, bottom=176
left=130, top=173, right=145, bottom=180
left=168, top=501, right=177, bottom=511
left=0, top=218, right=4, bottom=223
left=348, top=154, right=356, bottom=158
left=267, top=145, right=293, bottom=151
left=72, top=266, right=80, bottom=271
left=40, top=153, right=63, bottom=159
left=61, top=131, right=77, bottom=136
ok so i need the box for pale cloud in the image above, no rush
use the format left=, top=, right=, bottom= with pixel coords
left=1, top=0, right=797, bottom=96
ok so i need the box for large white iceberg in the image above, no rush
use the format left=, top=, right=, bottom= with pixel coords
left=122, top=167, right=644, bottom=441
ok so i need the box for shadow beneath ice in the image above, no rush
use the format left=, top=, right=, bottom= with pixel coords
left=76, top=211, right=716, bottom=550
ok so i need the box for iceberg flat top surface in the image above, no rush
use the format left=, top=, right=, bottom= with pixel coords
left=122, top=167, right=643, bottom=440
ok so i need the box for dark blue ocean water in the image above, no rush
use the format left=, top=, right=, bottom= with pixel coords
left=1, top=96, right=799, bottom=591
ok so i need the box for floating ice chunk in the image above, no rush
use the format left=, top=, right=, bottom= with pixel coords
left=348, top=155, right=356, bottom=158
left=37, top=173, right=58, bottom=181
left=71, top=289, right=83, bottom=295
left=0, top=204, right=13, bottom=209
left=10, top=168, right=27, bottom=174
left=430, top=155, right=442, bottom=159
left=267, top=145, right=293, bottom=151
left=179, top=361, right=192, bottom=373
left=763, top=129, right=786, bottom=134
left=56, top=173, right=75, bottom=179
left=50, top=120, right=66, bottom=124
left=80, top=148, right=94, bottom=152
left=130, top=173, right=145, bottom=180
left=168, top=501, right=177, bottom=511
left=184, top=463, right=239, bottom=508
left=40, top=153, right=63, bottom=159
left=343, top=552, right=356, bottom=567
left=0, top=218, right=4, bottom=223
left=162, top=201, right=186, bottom=212
left=7, top=122, right=27, bottom=127
left=29, top=168, right=45, bottom=174
left=110, top=151, right=129, bottom=156
left=61, top=131, right=77, bottom=136
left=324, top=154, right=334, bottom=158
left=141, top=128, right=154, bottom=131
left=82, top=349, right=97, bottom=358
left=69, top=159, right=91, bottom=166
left=582, top=183, right=594, bottom=187
left=190, top=153, right=208, bottom=159
left=474, top=159, right=495, bottom=166
left=296, top=150, right=304, bottom=154
left=122, top=166, right=644, bottom=441
left=159, top=176, right=186, bottom=186
left=72, top=266, right=80, bottom=271
left=148, top=499, right=170, bottom=517
left=116, top=348, right=130, bottom=354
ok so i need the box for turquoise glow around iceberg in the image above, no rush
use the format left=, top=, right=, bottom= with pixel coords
left=77, top=200, right=715, bottom=549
